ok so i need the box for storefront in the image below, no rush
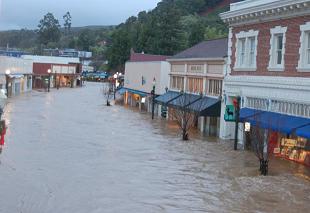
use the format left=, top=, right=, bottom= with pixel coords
left=240, top=108, right=310, bottom=167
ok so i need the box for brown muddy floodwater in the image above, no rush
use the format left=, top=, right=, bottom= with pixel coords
left=0, top=82, right=309, bottom=213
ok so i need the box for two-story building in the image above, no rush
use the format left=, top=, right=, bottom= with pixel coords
left=220, top=0, right=310, bottom=166
left=156, top=39, right=228, bottom=136
left=0, top=56, right=33, bottom=97
left=120, top=51, right=170, bottom=114
left=22, top=55, right=82, bottom=89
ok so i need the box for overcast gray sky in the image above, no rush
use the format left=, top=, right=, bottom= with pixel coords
left=0, top=0, right=161, bottom=30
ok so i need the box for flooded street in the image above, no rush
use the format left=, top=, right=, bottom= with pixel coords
left=0, top=82, right=309, bottom=213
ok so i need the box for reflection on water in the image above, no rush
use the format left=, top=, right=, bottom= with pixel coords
left=0, top=83, right=309, bottom=213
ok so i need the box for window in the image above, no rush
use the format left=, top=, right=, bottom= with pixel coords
left=268, top=26, right=287, bottom=71
left=298, top=22, right=310, bottom=71
left=170, top=76, right=184, bottom=91
left=249, top=37, right=256, bottom=66
left=238, top=39, right=246, bottom=66
left=188, top=65, right=203, bottom=73
left=186, top=77, right=203, bottom=94
left=207, top=79, right=222, bottom=96
left=235, top=30, right=258, bottom=70
left=275, top=34, right=283, bottom=65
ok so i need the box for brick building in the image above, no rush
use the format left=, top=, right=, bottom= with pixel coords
left=220, top=0, right=310, bottom=166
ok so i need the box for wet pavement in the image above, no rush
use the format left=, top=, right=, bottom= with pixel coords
left=0, top=82, right=309, bottom=213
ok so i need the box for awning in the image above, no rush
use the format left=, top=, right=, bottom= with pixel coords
left=188, top=96, right=221, bottom=117
left=240, top=108, right=310, bottom=135
left=168, top=93, right=201, bottom=109
left=155, top=91, right=181, bottom=105
left=240, top=108, right=264, bottom=121
left=117, top=87, right=126, bottom=95
left=296, top=125, right=310, bottom=139
left=117, top=87, right=148, bottom=97
left=9, top=74, right=24, bottom=78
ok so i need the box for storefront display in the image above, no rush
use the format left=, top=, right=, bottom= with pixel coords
left=274, top=137, right=310, bottom=166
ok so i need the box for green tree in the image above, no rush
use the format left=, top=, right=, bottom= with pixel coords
left=77, top=30, right=96, bottom=51
left=188, top=19, right=205, bottom=46
left=37, top=12, right=61, bottom=45
left=63, top=12, right=72, bottom=35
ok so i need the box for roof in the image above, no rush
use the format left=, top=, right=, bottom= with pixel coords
left=22, top=55, right=80, bottom=65
left=130, top=52, right=170, bottom=62
left=169, top=38, right=228, bottom=60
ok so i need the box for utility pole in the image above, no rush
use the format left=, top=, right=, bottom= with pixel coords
left=151, top=78, right=156, bottom=120
left=234, top=96, right=241, bottom=150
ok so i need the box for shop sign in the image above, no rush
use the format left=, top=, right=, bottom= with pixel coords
left=245, top=122, right=251, bottom=132
left=224, top=105, right=236, bottom=122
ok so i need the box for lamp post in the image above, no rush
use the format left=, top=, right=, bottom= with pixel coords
left=5, top=69, right=11, bottom=98
left=47, top=69, right=51, bottom=92
left=113, top=73, right=118, bottom=100
left=151, top=77, right=156, bottom=120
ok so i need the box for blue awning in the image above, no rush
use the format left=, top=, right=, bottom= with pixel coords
left=117, top=87, right=126, bottom=95
left=155, top=91, right=181, bottom=105
left=240, top=108, right=264, bottom=121
left=188, top=96, right=221, bottom=117
left=117, top=88, right=148, bottom=97
left=296, top=125, right=310, bottom=139
left=240, top=108, right=310, bottom=135
left=168, top=93, right=202, bottom=108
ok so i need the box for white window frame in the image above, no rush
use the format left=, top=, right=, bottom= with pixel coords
left=297, top=22, right=310, bottom=72
left=268, top=26, right=287, bottom=72
left=234, top=30, right=259, bottom=71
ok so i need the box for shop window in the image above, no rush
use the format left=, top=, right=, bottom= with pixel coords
left=268, top=26, right=287, bottom=71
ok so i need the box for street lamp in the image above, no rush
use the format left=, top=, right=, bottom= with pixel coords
left=47, top=69, right=51, bottom=92
left=151, top=77, right=156, bottom=120
left=5, top=69, right=11, bottom=97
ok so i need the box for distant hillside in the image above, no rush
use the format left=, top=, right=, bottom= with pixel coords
left=106, top=0, right=230, bottom=71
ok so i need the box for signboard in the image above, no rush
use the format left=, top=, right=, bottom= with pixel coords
left=224, top=105, right=236, bottom=122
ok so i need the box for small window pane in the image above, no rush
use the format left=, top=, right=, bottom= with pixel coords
left=277, top=35, right=283, bottom=50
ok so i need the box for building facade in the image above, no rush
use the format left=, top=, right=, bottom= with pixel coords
left=158, top=39, right=228, bottom=136
left=22, top=55, right=82, bottom=89
left=121, top=52, right=170, bottom=113
left=0, top=56, right=33, bottom=97
left=220, top=0, right=310, bottom=166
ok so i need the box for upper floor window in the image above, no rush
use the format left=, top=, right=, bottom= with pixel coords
left=186, top=77, right=203, bottom=94
left=207, top=79, right=222, bottom=96
left=268, top=26, right=287, bottom=71
left=234, top=30, right=259, bottom=71
left=170, top=76, right=184, bottom=91
left=298, top=22, right=310, bottom=72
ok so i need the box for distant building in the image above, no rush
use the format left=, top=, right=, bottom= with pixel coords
left=220, top=0, right=310, bottom=165
left=22, top=55, right=82, bottom=89
left=120, top=51, right=170, bottom=113
left=0, top=56, right=33, bottom=97
left=156, top=38, right=228, bottom=136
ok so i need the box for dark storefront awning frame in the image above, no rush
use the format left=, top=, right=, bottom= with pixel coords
left=155, top=91, right=182, bottom=105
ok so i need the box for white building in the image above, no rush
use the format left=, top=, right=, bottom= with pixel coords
left=121, top=51, right=170, bottom=113
left=0, top=56, right=33, bottom=97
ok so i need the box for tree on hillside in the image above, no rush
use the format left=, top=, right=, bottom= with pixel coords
left=63, top=12, right=72, bottom=35
left=188, top=19, right=205, bottom=47
left=37, top=13, right=61, bottom=45
left=77, top=29, right=96, bottom=51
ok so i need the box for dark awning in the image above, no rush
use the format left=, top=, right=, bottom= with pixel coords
left=296, top=125, right=310, bottom=139
left=168, top=93, right=201, bottom=109
left=155, top=91, right=181, bottom=105
left=117, top=87, right=148, bottom=97
left=240, top=108, right=310, bottom=135
left=188, top=96, right=221, bottom=117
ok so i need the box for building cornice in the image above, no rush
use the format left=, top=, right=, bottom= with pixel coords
left=224, top=75, right=310, bottom=91
left=220, top=0, right=310, bottom=26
